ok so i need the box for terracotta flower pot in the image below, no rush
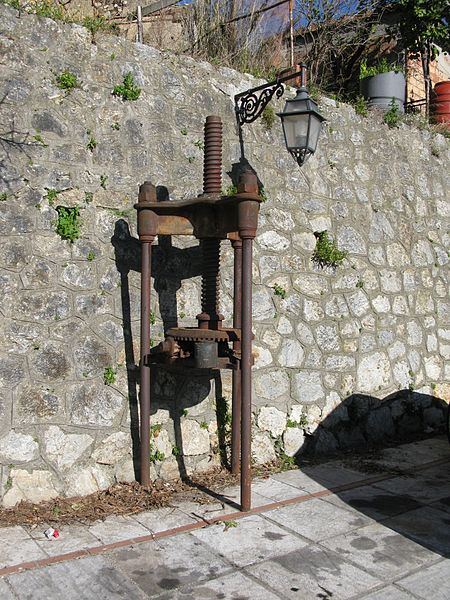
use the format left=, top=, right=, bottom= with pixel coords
left=431, top=81, right=450, bottom=129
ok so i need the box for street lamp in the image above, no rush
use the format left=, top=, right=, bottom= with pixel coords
left=235, top=64, right=325, bottom=166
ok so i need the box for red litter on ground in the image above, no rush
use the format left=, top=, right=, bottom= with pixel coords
left=44, top=527, right=60, bottom=539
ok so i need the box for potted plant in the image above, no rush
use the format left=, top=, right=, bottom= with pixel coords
left=359, top=58, right=405, bottom=113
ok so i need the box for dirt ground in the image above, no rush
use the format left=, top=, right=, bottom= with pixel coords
left=0, top=467, right=243, bottom=529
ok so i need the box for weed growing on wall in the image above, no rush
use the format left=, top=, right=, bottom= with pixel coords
left=354, top=95, right=368, bottom=117
left=259, top=184, right=268, bottom=202
left=0, top=192, right=7, bottom=201
left=384, top=98, right=400, bottom=128
left=112, top=72, right=141, bottom=101
left=103, top=366, right=117, bottom=385
left=215, top=396, right=231, bottom=467
left=45, top=188, right=60, bottom=206
left=223, top=184, right=237, bottom=196
left=82, top=16, right=118, bottom=37
left=149, top=423, right=165, bottom=463
left=55, top=70, right=80, bottom=92
left=33, top=133, right=48, bottom=146
left=312, top=230, right=347, bottom=268
left=30, top=0, right=65, bottom=20
left=261, top=105, right=276, bottom=130
left=55, top=206, right=80, bottom=242
left=273, top=283, right=286, bottom=299
left=86, top=130, right=97, bottom=152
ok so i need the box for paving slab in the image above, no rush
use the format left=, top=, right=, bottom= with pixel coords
left=359, top=585, right=416, bottom=599
left=302, top=462, right=379, bottom=488
left=383, top=505, right=450, bottom=556
left=0, top=579, right=16, bottom=600
left=396, top=558, right=450, bottom=600
left=87, top=514, right=151, bottom=544
left=271, top=468, right=329, bottom=493
left=370, top=440, right=450, bottom=471
left=132, top=506, right=198, bottom=533
left=272, top=462, right=371, bottom=493
left=263, top=497, right=373, bottom=542
left=6, top=554, right=145, bottom=600
left=322, top=484, right=424, bottom=520
left=156, top=570, right=282, bottom=600
left=109, top=533, right=230, bottom=597
left=0, top=525, right=46, bottom=569
left=246, top=544, right=381, bottom=600
left=373, top=464, right=450, bottom=504
left=173, top=499, right=236, bottom=521
left=321, top=521, right=439, bottom=579
left=430, top=495, right=450, bottom=515
left=249, top=476, right=314, bottom=502
left=210, top=484, right=277, bottom=509
left=26, top=523, right=100, bottom=557
left=191, top=514, right=309, bottom=567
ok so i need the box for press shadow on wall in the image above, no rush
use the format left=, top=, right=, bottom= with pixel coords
left=112, top=212, right=229, bottom=482
left=287, top=389, right=450, bottom=560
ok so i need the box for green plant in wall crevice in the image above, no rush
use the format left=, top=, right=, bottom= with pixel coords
left=112, top=72, right=141, bottom=101
left=86, top=130, right=97, bottom=152
left=354, top=95, right=368, bottom=117
left=383, top=98, right=401, bottom=129
left=273, top=283, right=286, bottom=299
left=215, top=396, right=232, bottom=467
left=103, top=366, right=116, bottom=385
left=261, top=105, right=276, bottom=130
left=55, top=206, right=80, bottom=242
left=45, top=188, right=60, bottom=206
left=55, top=70, right=80, bottom=92
left=312, top=230, right=347, bottom=269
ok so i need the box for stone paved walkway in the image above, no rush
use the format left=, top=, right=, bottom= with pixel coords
left=1, top=436, right=450, bottom=599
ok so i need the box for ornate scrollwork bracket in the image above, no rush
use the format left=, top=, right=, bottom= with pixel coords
left=234, top=66, right=305, bottom=129
left=235, top=82, right=285, bottom=126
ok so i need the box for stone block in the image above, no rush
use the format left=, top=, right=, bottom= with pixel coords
left=70, top=383, right=124, bottom=426
left=0, top=431, right=39, bottom=463
left=293, top=371, right=325, bottom=404
left=257, top=406, right=287, bottom=437
left=252, top=433, right=276, bottom=464
left=278, top=338, right=304, bottom=367
left=180, top=420, right=210, bottom=456
left=44, top=425, right=93, bottom=469
left=3, top=469, right=59, bottom=507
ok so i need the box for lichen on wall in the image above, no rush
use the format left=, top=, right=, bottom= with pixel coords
left=0, top=4, right=449, bottom=506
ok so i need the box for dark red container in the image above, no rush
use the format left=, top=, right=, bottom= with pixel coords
left=431, top=81, right=450, bottom=129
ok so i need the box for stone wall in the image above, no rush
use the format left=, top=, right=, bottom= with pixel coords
left=0, top=4, right=449, bottom=507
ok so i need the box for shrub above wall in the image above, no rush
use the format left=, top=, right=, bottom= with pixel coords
left=0, top=4, right=449, bottom=507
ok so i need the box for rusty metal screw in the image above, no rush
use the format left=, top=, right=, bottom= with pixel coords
left=203, top=115, right=222, bottom=195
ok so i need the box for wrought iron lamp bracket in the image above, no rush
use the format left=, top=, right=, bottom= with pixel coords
left=235, top=81, right=284, bottom=126
left=234, top=67, right=304, bottom=128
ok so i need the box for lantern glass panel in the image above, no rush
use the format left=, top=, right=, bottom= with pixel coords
left=307, top=114, right=322, bottom=152
left=281, top=113, right=310, bottom=151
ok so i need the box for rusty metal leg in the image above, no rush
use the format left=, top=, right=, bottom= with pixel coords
left=140, top=241, right=153, bottom=486
left=231, top=238, right=242, bottom=475
left=136, top=181, right=157, bottom=488
left=240, top=237, right=253, bottom=511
